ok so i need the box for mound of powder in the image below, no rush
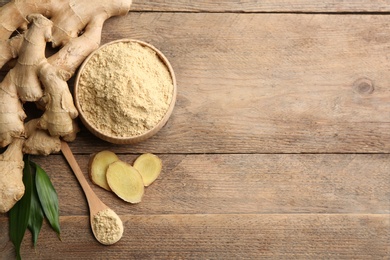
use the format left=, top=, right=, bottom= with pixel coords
left=91, top=208, right=123, bottom=245
left=77, top=41, right=174, bottom=137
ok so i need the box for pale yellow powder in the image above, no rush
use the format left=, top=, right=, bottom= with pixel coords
left=78, top=41, right=173, bottom=137
left=91, top=208, right=123, bottom=245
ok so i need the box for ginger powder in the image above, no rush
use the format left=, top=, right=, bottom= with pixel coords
left=91, top=208, right=123, bottom=245
left=77, top=41, right=174, bottom=138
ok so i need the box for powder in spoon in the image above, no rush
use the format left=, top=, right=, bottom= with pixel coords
left=92, top=208, right=123, bottom=245
left=77, top=41, right=174, bottom=137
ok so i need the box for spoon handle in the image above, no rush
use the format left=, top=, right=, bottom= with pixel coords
left=60, top=141, right=107, bottom=214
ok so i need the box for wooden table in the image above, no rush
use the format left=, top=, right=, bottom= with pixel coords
left=1, top=1, right=389, bottom=259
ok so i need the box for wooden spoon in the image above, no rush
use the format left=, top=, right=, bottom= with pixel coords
left=60, top=141, right=123, bottom=245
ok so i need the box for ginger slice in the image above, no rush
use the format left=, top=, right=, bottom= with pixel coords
left=106, top=161, right=144, bottom=204
left=133, top=153, right=162, bottom=187
left=89, top=151, right=119, bottom=191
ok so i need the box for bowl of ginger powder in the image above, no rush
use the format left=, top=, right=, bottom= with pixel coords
left=74, top=39, right=177, bottom=144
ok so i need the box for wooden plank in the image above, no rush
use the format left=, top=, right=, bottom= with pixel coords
left=1, top=214, right=389, bottom=259
left=2, top=0, right=390, bottom=13
left=131, top=0, right=390, bottom=13
left=64, top=12, right=390, bottom=154
left=15, top=154, right=390, bottom=216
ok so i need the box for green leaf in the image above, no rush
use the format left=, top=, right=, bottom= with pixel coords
left=27, top=163, right=44, bottom=247
left=9, top=156, right=33, bottom=260
left=33, top=162, right=61, bottom=239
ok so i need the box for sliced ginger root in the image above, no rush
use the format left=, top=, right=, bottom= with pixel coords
left=88, top=151, right=162, bottom=202
left=106, top=161, right=144, bottom=204
left=133, top=153, right=162, bottom=187
left=89, top=151, right=119, bottom=191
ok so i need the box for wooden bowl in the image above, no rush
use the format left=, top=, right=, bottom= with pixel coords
left=73, top=39, right=177, bottom=144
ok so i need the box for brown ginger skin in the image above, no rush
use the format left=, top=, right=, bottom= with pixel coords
left=23, top=119, right=61, bottom=156
left=23, top=118, right=79, bottom=155
left=0, top=138, right=24, bottom=213
left=0, top=34, right=23, bottom=69
left=13, top=14, right=53, bottom=102
left=0, top=0, right=133, bottom=68
left=0, top=14, right=51, bottom=148
left=0, top=74, right=26, bottom=147
left=38, top=63, right=78, bottom=137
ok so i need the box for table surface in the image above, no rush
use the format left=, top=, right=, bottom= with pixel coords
left=1, top=1, right=390, bottom=259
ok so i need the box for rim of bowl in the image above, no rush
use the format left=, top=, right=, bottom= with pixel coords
left=74, top=39, right=177, bottom=144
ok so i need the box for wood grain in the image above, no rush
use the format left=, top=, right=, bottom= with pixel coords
left=1, top=214, right=389, bottom=259
left=130, top=0, right=390, bottom=13
left=4, top=0, right=390, bottom=13
left=3, top=154, right=388, bottom=216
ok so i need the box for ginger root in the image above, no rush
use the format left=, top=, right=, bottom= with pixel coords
left=13, top=14, right=53, bottom=102
left=0, top=0, right=133, bottom=213
left=0, top=74, right=26, bottom=147
left=0, top=138, right=24, bottom=213
left=23, top=119, right=61, bottom=156
left=38, top=62, right=78, bottom=137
